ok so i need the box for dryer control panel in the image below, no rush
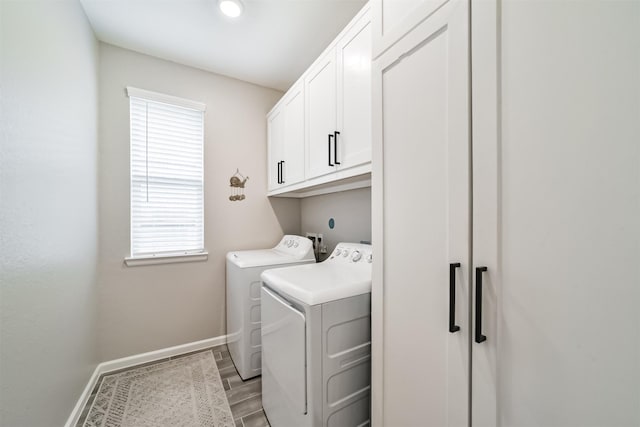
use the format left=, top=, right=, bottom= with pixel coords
left=329, top=243, right=373, bottom=264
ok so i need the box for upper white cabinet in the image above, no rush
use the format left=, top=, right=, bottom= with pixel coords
left=267, top=83, right=305, bottom=191
left=268, top=4, right=372, bottom=197
left=267, top=107, right=284, bottom=191
left=372, top=0, right=640, bottom=426
left=306, top=9, right=372, bottom=180
left=336, top=12, right=372, bottom=171
left=305, top=50, right=337, bottom=179
left=281, top=84, right=306, bottom=187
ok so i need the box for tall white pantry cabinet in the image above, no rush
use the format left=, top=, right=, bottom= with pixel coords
left=371, top=0, right=640, bottom=426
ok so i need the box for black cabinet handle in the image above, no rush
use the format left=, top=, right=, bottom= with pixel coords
left=334, top=131, right=341, bottom=165
left=277, top=161, right=285, bottom=184
left=475, top=266, right=488, bottom=343
left=328, top=134, right=334, bottom=166
left=449, top=263, right=461, bottom=333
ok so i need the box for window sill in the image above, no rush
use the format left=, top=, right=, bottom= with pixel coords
left=124, top=251, right=208, bottom=267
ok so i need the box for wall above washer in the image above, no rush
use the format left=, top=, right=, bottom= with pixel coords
left=300, top=188, right=371, bottom=261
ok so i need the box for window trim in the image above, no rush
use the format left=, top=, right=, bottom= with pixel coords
left=124, top=251, right=209, bottom=267
left=125, top=86, right=206, bottom=112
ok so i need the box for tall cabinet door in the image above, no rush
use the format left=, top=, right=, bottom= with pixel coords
left=305, top=51, right=337, bottom=179
left=372, top=0, right=449, bottom=58
left=472, top=1, right=640, bottom=426
left=371, top=1, right=470, bottom=426
left=336, top=10, right=372, bottom=170
left=281, top=83, right=305, bottom=186
left=469, top=0, right=498, bottom=425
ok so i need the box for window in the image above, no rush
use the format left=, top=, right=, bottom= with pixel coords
left=126, top=87, right=206, bottom=265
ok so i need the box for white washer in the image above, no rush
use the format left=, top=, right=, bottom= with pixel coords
left=226, top=235, right=315, bottom=380
left=260, top=243, right=372, bottom=427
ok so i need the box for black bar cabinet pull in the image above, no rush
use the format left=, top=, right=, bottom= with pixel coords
left=277, top=161, right=284, bottom=184
left=334, top=131, right=341, bottom=165
left=449, top=263, right=461, bottom=333
left=328, top=134, right=334, bottom=166
left=475, top=266, right=488, bottom=343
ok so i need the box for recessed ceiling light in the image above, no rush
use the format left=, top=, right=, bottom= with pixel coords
left=219, top=0, right=243, bottom=18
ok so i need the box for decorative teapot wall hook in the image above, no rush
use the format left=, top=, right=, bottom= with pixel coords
left=229, top=169, right=249, bottom=201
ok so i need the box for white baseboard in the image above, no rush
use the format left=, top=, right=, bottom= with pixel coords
left=65, top=335, right=228, bottom=427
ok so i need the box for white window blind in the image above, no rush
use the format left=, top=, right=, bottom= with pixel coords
left=128, top=87, right=205, bottom=258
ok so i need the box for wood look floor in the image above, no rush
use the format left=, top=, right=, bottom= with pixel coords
left=76, top=344, right=269, bottom=427
left=214, top=345, right=270, bottom=427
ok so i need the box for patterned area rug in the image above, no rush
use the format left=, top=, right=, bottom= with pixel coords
left=82, top=351, right=235, bottom=427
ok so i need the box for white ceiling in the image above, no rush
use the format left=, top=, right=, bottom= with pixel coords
left=80, top=0, right=367, bottom=91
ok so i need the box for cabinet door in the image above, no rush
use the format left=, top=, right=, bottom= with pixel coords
left=472, top=1, right=640, bottom=426
left=371, top=1, right=470, bottom=426
left=336, top=9, right=372, bottom=171
left=372, top=0, right=449, bottom=59
left=469, top=1, right=498, bottom=425
left=282, top=84, right=305, bottom=186
left=267, top=108, right=284, bottom=191
left=305, top=50, right=337, bottom=179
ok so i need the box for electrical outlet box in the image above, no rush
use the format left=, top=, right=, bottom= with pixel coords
left=316, top=233, right=328, bottom=254
left=306, top=232, right=317, bottom=248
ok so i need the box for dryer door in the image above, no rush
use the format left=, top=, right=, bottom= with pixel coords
left=261, top=286, right=307, bottom=418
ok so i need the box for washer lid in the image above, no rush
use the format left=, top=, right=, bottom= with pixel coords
left=261, top=261, right=372, bottom=306
left=227, top=235, right=315, bottom=268
left=227, top=249, right=313, bottom=268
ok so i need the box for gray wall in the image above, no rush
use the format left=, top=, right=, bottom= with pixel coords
left=97, top=43, right=300, bottom=361
left=0, top=1, right=99, bottom=426
left=301, top=188, right=371, bottom=261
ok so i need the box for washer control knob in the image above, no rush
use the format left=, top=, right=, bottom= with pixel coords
left=351, top=250, right=362, bottom=262
left=342, top=250, right=350, bottom=257
left=366, top=253, right=373, bottom=263
left=335, top=249, right=342, bottom=256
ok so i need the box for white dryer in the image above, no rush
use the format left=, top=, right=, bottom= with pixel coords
left=226, top=235, right=315, bottom=380
left=260, top=243, right=372, bottom=427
